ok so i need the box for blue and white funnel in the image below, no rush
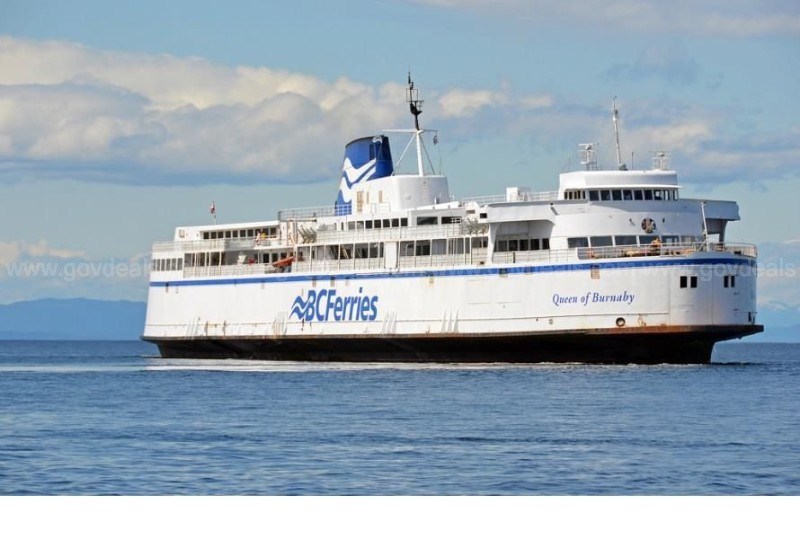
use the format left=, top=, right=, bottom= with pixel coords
left=334, top=135, right=393, bottom=216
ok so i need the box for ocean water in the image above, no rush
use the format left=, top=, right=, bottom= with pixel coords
left=0, top=340, right=798, bottom=495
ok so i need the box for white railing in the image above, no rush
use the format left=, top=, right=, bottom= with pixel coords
left=707, top=242, right=757, bottom=258
left=161, top=241, right=757, bottom=280
left=461, top=190, right=559, bottom=205
left=152, top=237, right=287, bottom=253
left=277, top=205, right=336, bottom=220
left=315, top=222, right=471, bottom=244
left=573, top=241, right=757, bottom=261
left=491, top=249, right=578, bottom=265
left=291, top=257, right=387, bottom=274
left=183, top=263, right=283, bottom=278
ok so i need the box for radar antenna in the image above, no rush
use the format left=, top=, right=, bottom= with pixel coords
left=407, top=72, right=423, bottom=131
left=612, top=97, right=628, bottom=171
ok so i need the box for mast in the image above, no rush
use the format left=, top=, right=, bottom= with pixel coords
left=407, top=72, right=425, bottom=176
left=612, top=97, right=627, bottom=171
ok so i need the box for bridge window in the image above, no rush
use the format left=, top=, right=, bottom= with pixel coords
left=590, top=236, right=613, bottom=247
left=589, top=190, right=599, bottom=201
left=612, top=190, right=623, bottom=201
left=568, top=237, right=589, bottom=248
left=600, top=190, right=611, bottom=201
left=472, top=237, right=488, bottom=249
left=639, top=235, right=658, bottom=245
left=634, top=190, right=643, bottom=200
left=615, top=235, right=637, bottom=246
left=417, top=216, right=438, bottom=226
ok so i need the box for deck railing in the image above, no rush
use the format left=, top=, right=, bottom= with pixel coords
left=153, top=241, right=756, bottom=279
left=570, top=241, right=757, bottom=261
left=277, top=205, right=337, bottom=221
left=461, top=190, right=559, bottom=205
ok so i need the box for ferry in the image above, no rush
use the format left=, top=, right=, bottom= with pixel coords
left=142, top=77, right=762, bottom=363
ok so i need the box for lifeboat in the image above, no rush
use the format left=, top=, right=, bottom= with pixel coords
left=272, top=255, right=294, bottom=268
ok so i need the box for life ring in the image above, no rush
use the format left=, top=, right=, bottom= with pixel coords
left=641, top=218, right=656, bottom=233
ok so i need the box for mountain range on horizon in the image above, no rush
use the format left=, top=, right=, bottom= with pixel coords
left=0, top=297, right=797, bottom=342
left=0, top=298, right=146, bottom=340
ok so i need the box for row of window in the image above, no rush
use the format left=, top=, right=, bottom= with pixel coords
left=345, top=218, right=408, bottom=231
left=202, top=227, right=279, bottom=240
left=565, top=189, right=678, bottom=202
left=152, top=258, right=183, bottom=272
left=494, top=238, right=551, bottom=253
left=328, top=243, right=385, bottom=260
left=400, top=237, right=489, bottom=257
left=679, top=275, right=737, bottom=289
left=341, top=215, right=465, bottom=231
left=182, top=251, right=294, bottom=267
left=567, top=235, right=703, bottom=249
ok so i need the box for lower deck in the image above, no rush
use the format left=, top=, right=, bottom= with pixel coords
left=146, top=324, right=763, bottom=364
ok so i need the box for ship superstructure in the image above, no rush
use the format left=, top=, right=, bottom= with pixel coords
left=143, top=78, right=762, bottom=363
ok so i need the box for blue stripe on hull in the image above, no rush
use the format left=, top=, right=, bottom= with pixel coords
left=149, top=257, right=756, bottom=288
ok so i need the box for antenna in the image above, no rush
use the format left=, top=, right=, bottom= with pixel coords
left=612, top=97, right=627, bottom=171
left=407, top=72, right=423, bottom=131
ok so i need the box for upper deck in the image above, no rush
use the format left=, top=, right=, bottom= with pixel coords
left=148, top=84, right=754, bottom=282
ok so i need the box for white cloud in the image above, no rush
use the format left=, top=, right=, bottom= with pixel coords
left=520, top=95, right=554, bottom=110
left=23, top=240, right=86, bottom=259
left=438, top=89, right=509, bottom=118
left=0, top=241, right=21, bottom=266
left=408, top=0, right=800, bottom=38
left=0, top=240, right=86, bottom=265
left=0, top=37, right=410, bottom=184
left=0, top=36, right=562, bottom=185
left=0, top=36, right=796, bottom=190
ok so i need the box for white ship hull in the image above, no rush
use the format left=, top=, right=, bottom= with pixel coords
left=142, top=81, right=763, bottom=363
left=143, top=252, right=761, bottom=363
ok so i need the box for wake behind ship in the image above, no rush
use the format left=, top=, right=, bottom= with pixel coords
left=143, top=77, right=762, bottom=363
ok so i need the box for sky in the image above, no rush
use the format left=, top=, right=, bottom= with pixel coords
left=0, top=0, right=798, bottom=312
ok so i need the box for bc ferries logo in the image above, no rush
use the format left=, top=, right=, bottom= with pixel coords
left=290, top=287, right=379, bottom=322
left=334, top=136, right=393, bottom=216
left=335, top=157, right=377, bottom=208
